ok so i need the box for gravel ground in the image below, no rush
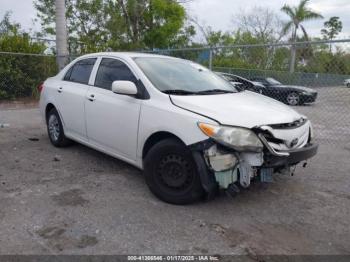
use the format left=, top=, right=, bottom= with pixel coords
left=0, top=87, right=349, bottom=256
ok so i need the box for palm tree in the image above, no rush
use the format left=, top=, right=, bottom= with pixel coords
left=281, top=0, right=323, bottom=73
left=55, top=0, right=69, bottom=70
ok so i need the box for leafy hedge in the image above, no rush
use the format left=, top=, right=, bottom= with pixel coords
left=0, top=33, right=57, bottom=100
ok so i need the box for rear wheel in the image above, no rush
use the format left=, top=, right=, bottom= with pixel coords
left=144, top=138, right=205, bottom=205
left=286, top=92, right=300, bottom=106
left=46, top=108, right=72, bottom=147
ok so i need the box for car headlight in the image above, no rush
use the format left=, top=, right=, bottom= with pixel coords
left=198, top=122, right=263, bottom=152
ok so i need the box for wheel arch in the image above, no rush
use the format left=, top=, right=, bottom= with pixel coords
left=45, top=103, right=56, bottom=121
left=142, top=131, right=185, bottom=160
left=45, top=103, right=65, bottom=127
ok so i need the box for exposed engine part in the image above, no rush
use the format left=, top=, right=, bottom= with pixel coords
left=214, top=169, right=238, bottom=189
left=260, top=168, right=274, bottom=183
left=226, top=183, right=240, bottom=198
left=209, top=154, right=237, bottom=172
left=238, top=161, right=253, bottom=188
left=205, top=144, right=238, bottom=172
left=240, top=152, right=264, bottom=166
left=205, top=144, right=239, bottom=189
left=237, top=152, right=263, bottom=188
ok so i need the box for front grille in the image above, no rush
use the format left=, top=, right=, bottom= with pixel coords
left=263, top=133, right=284, bottom=144
left=268, top=118, right=307, bottom=130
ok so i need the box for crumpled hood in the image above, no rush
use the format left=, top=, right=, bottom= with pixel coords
left=171, top=91, right=303, bottom=128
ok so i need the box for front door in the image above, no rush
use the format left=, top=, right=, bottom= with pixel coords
left=85, top=58, right=142, bottom=161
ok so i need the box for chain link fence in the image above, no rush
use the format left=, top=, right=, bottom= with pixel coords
left=1, top=40, right=350, bottom=148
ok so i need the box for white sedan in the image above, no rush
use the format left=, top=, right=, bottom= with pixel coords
left=344, top=79, right=350, bottom=87
left=39, top=52, right=318, bottom=204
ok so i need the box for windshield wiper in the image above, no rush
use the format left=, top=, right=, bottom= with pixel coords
left=162, top=89, right=197, bottom=95
left=196, top=89, right=236, bottom=95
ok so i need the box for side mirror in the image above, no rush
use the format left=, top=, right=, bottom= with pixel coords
left=112, top=81, right=138, bottom=96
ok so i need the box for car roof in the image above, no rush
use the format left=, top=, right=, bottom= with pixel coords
left=76, top=52, right=178, bottom=60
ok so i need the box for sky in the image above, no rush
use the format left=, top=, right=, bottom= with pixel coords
left=0, top=0, right=349, bottom=41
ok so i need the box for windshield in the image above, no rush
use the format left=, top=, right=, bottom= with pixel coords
left=266, top=77, right=282, bottom=85
left=134, top=57, right=237, bottom=94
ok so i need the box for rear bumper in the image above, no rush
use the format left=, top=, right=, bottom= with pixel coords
left=263, top=143, right=318, bottom=167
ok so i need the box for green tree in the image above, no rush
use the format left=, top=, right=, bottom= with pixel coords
left=34, top=0, right=191, bottom=52
left=35, top=0, right=110, bottom=53
left=281, top=0, right=323, bottom=73
left=321, top=16, right=342, bottom=52
left=321, top=17, right=343, bottom=40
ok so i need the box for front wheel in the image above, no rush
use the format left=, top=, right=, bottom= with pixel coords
left=347, top=83, right=350, bottom=88
left=286, top=92, right=300, bottom=106
left=143, top=138, right=205, bottom=205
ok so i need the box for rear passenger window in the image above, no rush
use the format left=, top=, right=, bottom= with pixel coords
left=95, top=58, right=137, bottom=90
left=64, top=58, right=97, bottom=84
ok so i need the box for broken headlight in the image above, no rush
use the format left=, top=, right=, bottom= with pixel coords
left=198, top=122, right=263, bottom=152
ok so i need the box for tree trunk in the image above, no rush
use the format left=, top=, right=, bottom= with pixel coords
left=55, top=0, right=69, bottom=70
left=289, top=26, right=297, bottom=74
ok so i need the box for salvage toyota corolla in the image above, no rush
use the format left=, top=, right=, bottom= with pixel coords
left=39, top=52, right=318, bottom=205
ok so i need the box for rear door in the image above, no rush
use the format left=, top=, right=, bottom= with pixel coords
left=55, top=58, right=97, bottom=141
left=85, top=57, right=142, bottom=161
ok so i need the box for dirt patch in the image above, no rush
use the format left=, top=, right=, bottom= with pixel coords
left=37, top=226, right=66, bottom=240
left=76, top=235, right=99, bottom=249
left=36, top=226, right=98, bottom=251
left=51, top=189, right=89, bottom=207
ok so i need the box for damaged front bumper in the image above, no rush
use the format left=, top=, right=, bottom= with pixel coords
left=260, top=134, right=318, bottom=167
left=190, top=133, right=318, bottom=195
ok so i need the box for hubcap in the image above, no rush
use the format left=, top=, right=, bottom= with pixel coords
left=48, top=114, right=60, bottom=141
left=287, top=93, right=299, bottom=106
left=156, top=154, right=194, bottom=191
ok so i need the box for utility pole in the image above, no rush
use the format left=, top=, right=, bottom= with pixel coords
left=55, top=0, right=69, bottom=70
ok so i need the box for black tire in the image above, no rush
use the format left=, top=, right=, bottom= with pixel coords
left=46, top=108, right=72, bottom=147
left=286, top=92, right=300, bottom=106
left=347, top=83, right=350, bottom=88
left=144, top=138, right=205, bottom=205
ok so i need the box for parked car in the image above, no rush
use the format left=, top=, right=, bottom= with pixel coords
left=39, top=53, right=318, bottom=204
left=248, top=77, right=318, bottom=106
left=216, top=72, right=265, bottom=94
left=344, top=79, right=350, bottom=87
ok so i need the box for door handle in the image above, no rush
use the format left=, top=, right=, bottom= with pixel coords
left=88, top=94, right=96, bottom=102
left=58, top=87, right=63, bottom=93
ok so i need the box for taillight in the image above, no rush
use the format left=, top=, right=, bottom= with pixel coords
left=38, top=83, right=44, bottom=92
